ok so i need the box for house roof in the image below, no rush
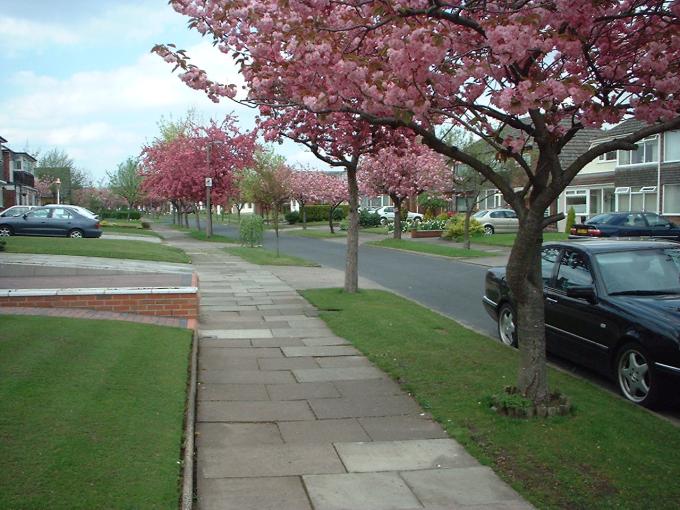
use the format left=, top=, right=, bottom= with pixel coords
left=0, top=136, right=7, bottom=144
left=14, top=152, right=37, bottom=162
left=592, top=119, right=649, bottom=142
left=559, top=127, right=604, bottom=167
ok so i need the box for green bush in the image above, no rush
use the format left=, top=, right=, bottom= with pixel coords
left=565, top=206, right=576, bottom=233
left=239, top=214, right=264, bottom=247
left=303, top=205, right=348, bottom=222
left=340, top=219, right=349, bottom=231
left=285, top=211, right=300, bottom=224
left=100, top=209, right=142, bottom=220
left=442, top=215, right=485, bottom=240
left=141, top=221, right=150, bottom=229
left=0, top=239, right=5, bottom=252
left=359, top=209, right=381, bottom=227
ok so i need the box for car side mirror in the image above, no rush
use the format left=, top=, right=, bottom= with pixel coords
left=22, top=213, right=28, bottom=219
left=566, top=285, right=597, bottom=304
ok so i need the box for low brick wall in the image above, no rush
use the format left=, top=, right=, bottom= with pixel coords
left=0, top=288, right=198, bottom=319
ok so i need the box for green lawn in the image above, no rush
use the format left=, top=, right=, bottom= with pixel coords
left=0, top=316, right=192, bottom=510
left=166, top=224, right=237, bottom=243
left=361, top=226, right=389, bottom=235
left=102, top=226, right=160, bottom=237
left=302, top=289, right=680, bottom=510
left=469, top=232, right=568, bottom=247
left=224, top=246, right=319, bottom=266
left=3, top=237, right=190, bottom=263
left=368, top=238, right=490, bottom=258
left=285, top=229, right=347, bottom=239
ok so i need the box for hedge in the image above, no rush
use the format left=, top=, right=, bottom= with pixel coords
left=99, top=210, right=142, bottom=220
left=301, top=204, right=348, bottom=222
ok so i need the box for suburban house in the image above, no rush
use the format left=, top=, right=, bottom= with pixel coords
left=1, top=139, right=39, bottom=210
left=555, top=119, right=680, bottom=229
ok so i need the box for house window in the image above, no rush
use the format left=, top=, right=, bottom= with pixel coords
left=618, top=137, right=658, bottom=165
left=616, top=186, right=658, bottom=212
left=663, top=184, right=680, bottom=215
left=14, top=160, right=22, bottom=170
left=598, top=151, right=616, bottom=162
left=665, top=131, right=680, bottom=162
left=565, top=189, right=587, bottom=215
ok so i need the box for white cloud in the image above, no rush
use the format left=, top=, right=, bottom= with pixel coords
left=0, top=16, right=79, bottom=54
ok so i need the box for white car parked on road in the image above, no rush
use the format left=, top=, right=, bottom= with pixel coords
left=375, top=206, right=424, bottom=224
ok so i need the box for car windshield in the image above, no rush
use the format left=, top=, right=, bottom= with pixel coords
left=473, top=210, right=487, bottom=218
left=586, top=213, right=618, bottom=225
left=595, top=248, right=680, bottom=295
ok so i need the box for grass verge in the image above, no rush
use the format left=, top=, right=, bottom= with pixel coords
left=302, top=289, right=680, bottom=509
left=102, top=226, right=160, bottom=237
left=3, top=237, right=190, bottom=263
left=285, top=229, right=346, bottom=239
left=0, top=316, right=192, bottom=509
left=224, top=246, right=319, bottom=266
left=469, top=232, right=568, bottom=247
left=361, top=226, right=389, bottom=235
left=368, top=238, right=490, bottom=258
left=165, top=224, right=237, bottom=243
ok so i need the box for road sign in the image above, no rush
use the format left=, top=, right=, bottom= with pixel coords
left=205, top=177, right=213, bottom=187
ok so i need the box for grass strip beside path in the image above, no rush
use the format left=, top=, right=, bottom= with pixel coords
left=369, top=238, right=490, bottom=258
left=285, top=229, right=347, bottom=239
left=0, top=316, right=192, bottom=509
left=3, top=237, right=190, bottom=263
left=166, top=223, right=237, bottom=243
left=102, top=226, right=160, bottom=237
left=302, top=289, right=680, bottom=509
left=470, top=232, right=568, bottom=247
left=224, top=246, right=320, bottom=266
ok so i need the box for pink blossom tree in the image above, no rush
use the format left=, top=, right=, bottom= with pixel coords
left=140, top=117, right=255, bottom=230
left=359, top=140, right=451, bottom=239
left=155, top=1, right=680, bottom=405
left=289, top=167, right=327, bottom=229
left=314, top=172, right=349, bottom=234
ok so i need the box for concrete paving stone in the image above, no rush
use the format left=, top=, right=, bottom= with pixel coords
left=200, top=329, right=273, bottom=339
left=200, top=338, right=252, bottom=348
left=271, top=328, right=330, bottom=338
left=197, top=383, right=269, bottom=401
left=202, top=321, right=287, bottom=330
left=201, top=305, right=258, bottom=312
left=258, top=304, right=314, bottom=311
left=258, top=357, right=319, bottom=371
left=199, top=311, right=240, bottom=320
left=237, top=310, right=271, bottom=318
left=316, top=356, right=372, bottom=368
left=196, top=422, right=283, bottom=447
left=301, top=337, right=351, bottom=346
left=199, top=357, right=259, bottom=371
left=198, top=400, right=315, bottom=422
left=251, top=337, right=306, bottom=347
left=333, top=379, right=404, bottom=398
left=200, top=298, right=238, bottom=305
left=267, top=382, right=341, bottom=401
left=287, top=319, right=329, bottom=329
left=197, top=477, right=312, bottom=510
left=282, top=346, right=361, bottom=358
left=294, top=366, right=386, bottom=383
left=309, top=395, right=421, bottom=419
left=199, top=369, right=295, bottom=385
left=198, top=443, right=345, bottom=478
left=199, top=347, right=283, bottom=358
left=271, top=297, right=308, bottom=304
left=401, top=467, right=532, bottom=508
left=303, top=472, right=423, bottom=510
left=358, top=416, right=448, bottom=441
left=236, top=298, right=274, bottom=305
left=335, top=439, right=478, bottom=473
left=278, top=418, right=371, bottom=444
left=265, top=314, right=310, bottom=322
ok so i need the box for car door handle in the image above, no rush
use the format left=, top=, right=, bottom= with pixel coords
left=545, top=297, right=558, bottom=304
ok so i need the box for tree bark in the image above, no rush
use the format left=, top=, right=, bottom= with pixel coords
left=328, top=205, right=336, bottom=234
left=392, top=195, right=403, bottom=240
left=273, top=203, right=280, bottom=257
left=505, top=210, right=549, bottom=404
left=344, top=164, right=359, bottom=293
left=463, top=208, right=472, bottom=250
left=301, top=203, right=307, bottom=230
left=194, top=204, right=201, bottom=230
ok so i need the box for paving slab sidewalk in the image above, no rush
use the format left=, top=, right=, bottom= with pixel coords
left=156, top=225, right=532, bottom=510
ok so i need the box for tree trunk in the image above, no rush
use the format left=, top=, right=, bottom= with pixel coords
left=302, top=203, right=307, bottom=230
left=171, top=201, right=177, bottom=224
left=194, top=205, right=201, bottom=231
left=505, top=211, right=549, bottom=404
left=392, top=196, right=403, bottom=240
left=463, top=208, right=472, bottom=250
left=344, top=164, right=359, bottom=293
left=236, top=205, right=242, bottom=223
left=328, top=206, right=336, bottom=234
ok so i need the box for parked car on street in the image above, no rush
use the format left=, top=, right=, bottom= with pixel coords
left=472, top=208, right=519, bottom=235
left=570, top=211, right=680, bottom=241
left=0, top=206, right=102, bottom=238
left=44, top=203, right=99, bottom=220
left=375, top=206, right=424, bottom=224
left=0, top=205, right=37, bottom=217
left=482, top=239, right=680, bottom=408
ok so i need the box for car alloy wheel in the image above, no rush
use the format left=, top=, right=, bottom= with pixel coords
left=484, top=225, right=494, bottom=235
left=616, top=343, right=658, bottom=407
left=497, top=304, right=517, bottom=347
left=0, top=225, right=12, bottom=236
left=68, top=229, right=84, bottom=239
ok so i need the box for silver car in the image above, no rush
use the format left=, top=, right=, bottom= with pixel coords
left=473, top=208, right=519, bottom=235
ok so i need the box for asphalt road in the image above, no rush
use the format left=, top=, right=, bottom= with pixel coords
left=212, top=223, right=496, bottom=336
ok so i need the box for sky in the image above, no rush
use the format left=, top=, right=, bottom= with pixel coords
left=0, top=0, right=325, bottom=183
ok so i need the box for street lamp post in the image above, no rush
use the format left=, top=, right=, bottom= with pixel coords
left=55, top=178, right=62, bottom=205
left=205, top=140, right=226, bottom=238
